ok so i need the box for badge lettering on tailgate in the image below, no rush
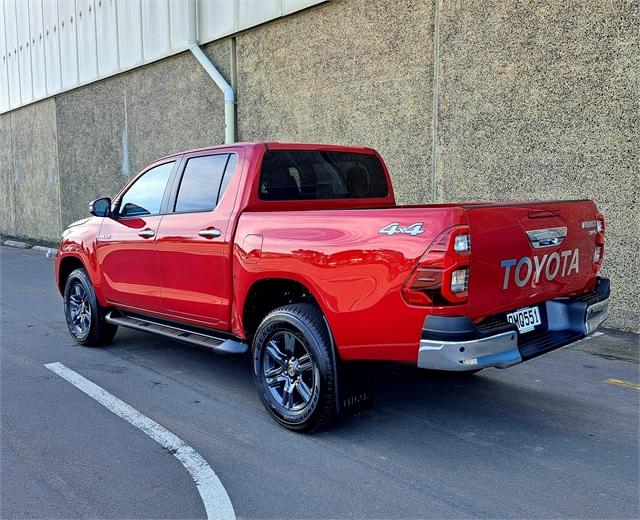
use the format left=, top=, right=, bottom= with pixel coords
left=500, top=248, right=579, bottom=289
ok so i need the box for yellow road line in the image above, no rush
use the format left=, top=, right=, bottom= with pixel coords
left=605, top=378, right=640, bottom=391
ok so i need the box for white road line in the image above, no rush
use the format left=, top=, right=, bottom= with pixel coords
left=44, top=362, right=235, bottom=520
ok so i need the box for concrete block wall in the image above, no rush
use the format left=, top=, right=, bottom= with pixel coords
left=433, top=0, right=639, bottom=330
left=0, top=114, right=14, bottom=236
left=0, top=99, right=61, bottom=241
left=236, top=0, right=435, bottom=205
left=0, top=0, right=637, bottom=330
left=56, top=41, right=231, bottom=226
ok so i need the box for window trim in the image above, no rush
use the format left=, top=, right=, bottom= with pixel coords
left=113, top=158, right=179, bottom=220
left=168, top=152, right=238, bottom=216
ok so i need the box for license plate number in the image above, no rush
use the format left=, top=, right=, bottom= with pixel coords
left=506, top=306, right=541, bottom=333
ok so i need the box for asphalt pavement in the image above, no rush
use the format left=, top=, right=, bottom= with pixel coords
left=1, top=245, right=638, bottom=519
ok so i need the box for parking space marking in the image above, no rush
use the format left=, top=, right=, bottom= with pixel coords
left=44, top=362, right=235, bottom=520
left=605, top=378, right=640, bottom=391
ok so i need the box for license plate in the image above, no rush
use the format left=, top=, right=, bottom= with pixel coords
left=506, top=306, right=541, bottom=333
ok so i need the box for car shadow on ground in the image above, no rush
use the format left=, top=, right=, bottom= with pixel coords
left=101, top=328, right=625, bottom=448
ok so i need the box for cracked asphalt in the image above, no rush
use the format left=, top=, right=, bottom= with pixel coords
left=1, top=246, right=638, bottom=519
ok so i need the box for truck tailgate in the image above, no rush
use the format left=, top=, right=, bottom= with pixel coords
left=464, top=200, right=602, bottom=321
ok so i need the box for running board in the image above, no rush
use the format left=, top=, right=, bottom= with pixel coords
left=105, top=312, right=248, bottom=355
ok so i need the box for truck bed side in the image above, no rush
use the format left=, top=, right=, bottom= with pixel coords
left=233, top=206, right=467, bottom=362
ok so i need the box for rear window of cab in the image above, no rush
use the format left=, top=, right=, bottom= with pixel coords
left=259, top=150, right=388, bottom=201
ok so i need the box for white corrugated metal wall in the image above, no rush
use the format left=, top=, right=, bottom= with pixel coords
left=0, top=0, right=324, bottom=114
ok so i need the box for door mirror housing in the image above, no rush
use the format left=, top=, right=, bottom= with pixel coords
left=89, top=197, right=112, bottom=217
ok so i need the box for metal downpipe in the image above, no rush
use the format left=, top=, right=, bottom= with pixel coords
left=188, top=0, right=236, bottom=143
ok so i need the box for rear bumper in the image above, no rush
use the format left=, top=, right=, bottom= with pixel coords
left=418, top=277, right=610, bottom=371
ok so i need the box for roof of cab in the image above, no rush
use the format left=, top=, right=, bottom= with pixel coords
left=156, top=141, right=377, bottom=162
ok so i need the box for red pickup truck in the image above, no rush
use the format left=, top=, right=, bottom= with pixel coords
left=55, top=142, right=610, bottom=431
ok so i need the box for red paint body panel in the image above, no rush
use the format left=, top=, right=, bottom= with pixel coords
left=55, top=142, right=604, bottom=364
left=56, top=217, right=105, bottom=303
left=96, top=215, right=165, bottom=312
left=153, top=147, right=245, bottom=329
left=463, top=201, right=599, bottom=322
left=232, top=208, right=468, bottom=362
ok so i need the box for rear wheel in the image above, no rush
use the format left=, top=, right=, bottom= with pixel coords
left=251, top=303, right=337, bottom=432
left=64, top=268, right=117, bottom=346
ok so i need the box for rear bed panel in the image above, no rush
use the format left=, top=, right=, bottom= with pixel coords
left=233, top=206, right=467, bottom=361
left=464, top=200, right=600, bottom=322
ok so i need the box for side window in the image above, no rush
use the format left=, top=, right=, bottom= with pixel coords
left=174, top=153, right=237, bottom=213
left=217, top=153, right=238, bottom=205
left=119, top=161, right=175, bottom=217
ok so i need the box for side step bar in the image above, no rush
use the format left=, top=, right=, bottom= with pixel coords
left=105, top=312, right=248, bottom=355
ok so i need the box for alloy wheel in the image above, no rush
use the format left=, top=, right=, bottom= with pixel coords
left=68, top=282, right=92, bottom=338
left=261, top=330, right=318, bottom=412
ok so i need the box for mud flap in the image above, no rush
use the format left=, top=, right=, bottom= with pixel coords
left=335, top=361, right=376, bottom=417
left=323, top=317, right=375, bottom=417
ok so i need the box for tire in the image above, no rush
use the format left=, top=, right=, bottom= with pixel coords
left=251, top=303, right=337, bottom=433
left=63, top=268, right=118, bottom=346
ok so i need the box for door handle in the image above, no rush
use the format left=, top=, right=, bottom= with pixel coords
left=138, top=228, right=155, bottom=239
left=198, top=228, right=222, bottom=239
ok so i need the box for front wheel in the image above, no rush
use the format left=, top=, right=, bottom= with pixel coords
left=64, top=268, right=118, bottom=346
left=251, top=303, right=337, bottom=432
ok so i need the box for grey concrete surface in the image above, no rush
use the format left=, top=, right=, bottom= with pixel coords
left=56, top=76, right=129, bottom=227
left=55, top=41, right=232, bottom=227
left=5, top=100, right=61, bottom=242
left=126, top=41, right=230, bottom=178
left=235, top=0, right=434, bottom=206
left=0, top=0, right=637, bottom=328
left=0, top=115, right=15, bottom=236
left=435, top=0, right=640, bottom=331
left=1, top=246, right=639, bottom=519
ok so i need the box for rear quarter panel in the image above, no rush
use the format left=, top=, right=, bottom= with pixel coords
left=233, top=207, right=467, bottom=362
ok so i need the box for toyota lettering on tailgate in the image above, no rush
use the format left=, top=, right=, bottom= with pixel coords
left=500, top=248, right=580, bottom=289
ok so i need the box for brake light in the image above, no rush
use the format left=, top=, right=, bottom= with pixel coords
left=402, top=226, right=471, bottom=305
left=593, top=213, right=605, bottom=272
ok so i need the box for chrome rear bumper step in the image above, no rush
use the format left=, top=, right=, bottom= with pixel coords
left=105, top=312, right=248, bottom=355
left=418, top=277, right=610, bottom=371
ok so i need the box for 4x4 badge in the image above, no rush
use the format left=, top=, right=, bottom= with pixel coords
left=378, top=222, right=425, bottom=236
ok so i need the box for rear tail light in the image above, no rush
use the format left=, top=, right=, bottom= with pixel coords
left=593, top=213, right=605, bottom=272
left=596, top=213, right=605, bottom=234
left=451, top=268, right=469, bottom=293
left=593, top=245, right=603, bottom=264
left=453, top=234, right=471, bottom=253
left=402, top=226, right=471, bottom=305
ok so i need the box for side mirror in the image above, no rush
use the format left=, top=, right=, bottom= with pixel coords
left=89, top=197, right=112, bottom=217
